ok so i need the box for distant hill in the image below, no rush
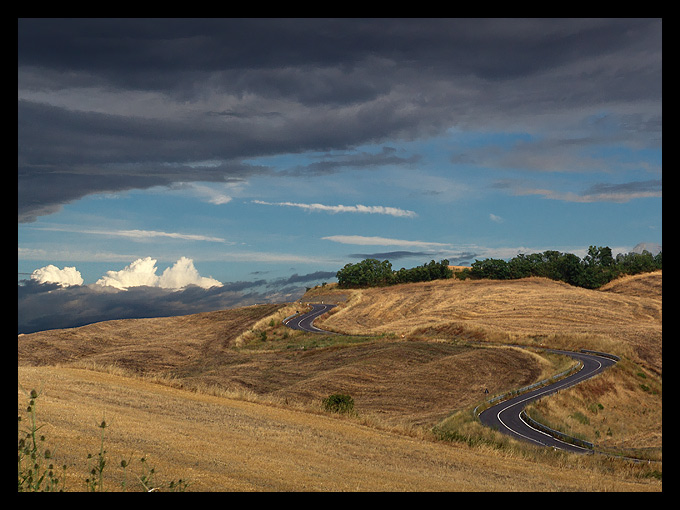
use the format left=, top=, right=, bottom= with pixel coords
left=312, top=272, right=662, bottom=375
left=632, top=242, right=662, bottom=255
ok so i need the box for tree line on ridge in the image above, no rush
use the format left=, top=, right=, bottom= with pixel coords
left=336, top=246, right=661, bottom=290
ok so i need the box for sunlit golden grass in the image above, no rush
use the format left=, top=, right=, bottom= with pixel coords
left=18, top=306, right=568, bottom=432
left=18, top=365, right=661, bottom=491
left=18, top=303, right=287, bottom=373
left=524, top=357, right=662, bottom=458
left=17, top=272, right=661, bottom=491
left=315, top=273, right=662, bottom=375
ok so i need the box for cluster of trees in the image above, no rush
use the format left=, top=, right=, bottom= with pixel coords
left=335, top=246, right=661, bottom=290
left=467, top=246, right=661, bottom=289
left=336, top=258, right=453, bottom=288
left=393, top=259, right=453, bottom=284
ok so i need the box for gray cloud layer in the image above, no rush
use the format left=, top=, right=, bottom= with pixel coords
left=18, top=18, right=661, bottom=222
left=18, top=269, right=337, bottom=334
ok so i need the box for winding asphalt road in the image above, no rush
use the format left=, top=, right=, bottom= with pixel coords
left=478, top=349, right=617, bottom=453
left=284, top=303, right=336, bottom=333
left=285, top=304, right=617, bottom=453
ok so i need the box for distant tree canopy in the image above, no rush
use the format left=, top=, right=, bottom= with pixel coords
left=467, top=246, right=661, bottom=289
left=336, top=258, right=395, bottom=288
left=335, top=247, right=661, bottom=290
left=336, top=259, right=453, bottom=288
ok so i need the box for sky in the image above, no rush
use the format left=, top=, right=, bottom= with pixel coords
left=18, top=18, right=662, bottom=333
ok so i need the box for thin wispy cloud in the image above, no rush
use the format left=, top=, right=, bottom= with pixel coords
left=580, top=180, right=662, bottom=203
left=516, top=186, right=661, bottom=204
left=322, top=235, right=451, bottom=249
left=185, top=184, right=233, bottom=205
left=32, top=226, right=228, bottom=243
left=253, top=200, right=417, bottom=218
left=111, top=229, right=228, bottom=243
left=276, top=147, right=421, bottom=176
left=213, top=250, right=341, bottom=265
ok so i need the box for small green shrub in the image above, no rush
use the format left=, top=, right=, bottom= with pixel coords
left=570, top=411, right=590, bottom=425
left=322, top=394, right=355, bottom=414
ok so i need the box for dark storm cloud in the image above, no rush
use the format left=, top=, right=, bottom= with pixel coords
left=267, top=271, right=338, bottom=287
left=279, top=147, right=421, bottom=176
left=18, top=18, right=662, bottom=222
left=583, top=179, right=662, bottom=196
left=17, top=277, right=308, bottom=334
left=18, top=18, right=660, bottom=89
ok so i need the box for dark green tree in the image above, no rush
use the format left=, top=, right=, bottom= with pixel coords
left=554, top=252, right=585, bottom=287
left=467, top=245, right=659, bottom=289
left=470, top=258, right=511, bottom=280
left=615, top=250, right=659, bottom=275
left=336, top=258, right=393, bottom=288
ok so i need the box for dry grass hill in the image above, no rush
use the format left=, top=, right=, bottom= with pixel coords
left=312, top=271, right=662, bottom=375
left=18, top=271, right=662, bottom=491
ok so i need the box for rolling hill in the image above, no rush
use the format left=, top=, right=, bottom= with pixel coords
left=18, top=271, right=662, bottom=491
left=311, top=271, right=662, bottom=375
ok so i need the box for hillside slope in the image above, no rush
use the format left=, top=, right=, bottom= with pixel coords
left=18, top=303, right=286, bottom=372
left=18, top=301, right=548, bottom=428
left=313, top=272, right=662, bottom=376
left=18, top=365, right=660, bottom=491
left=599, top=270, right=663, bottom=299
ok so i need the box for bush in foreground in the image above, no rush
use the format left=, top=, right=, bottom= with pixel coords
left=322, top=394, right=355, bottom=414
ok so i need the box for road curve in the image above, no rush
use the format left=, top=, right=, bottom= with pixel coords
left=478, top=349, right=617, bottom=453
left=284, top=303, right=336, bottom=333
left=285, top=306, right=616, bottom=453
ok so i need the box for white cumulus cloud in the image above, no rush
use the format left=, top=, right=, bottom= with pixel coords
left=31, top=265, right=84, bottom=287
left=95, top=256, right=222, bottom=290
left=158, top=257, right=223, bottom=289
left=96, top=257, right=160, bottom=290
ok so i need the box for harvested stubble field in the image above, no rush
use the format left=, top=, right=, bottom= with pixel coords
left=17, top=272, right=662, bottom=491
left=314, top=272, right=662, bottom=376
left=18, top=364, right=659, bottom=492
left=17, top=303, right=555, bottom=431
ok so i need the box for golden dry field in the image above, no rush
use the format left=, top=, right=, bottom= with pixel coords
left=17, top=303, right=555, bottom=430
left=18, top=365, right=660, bottom=492
left=18, top=272, right=662, bottom=491
left=313, top=271, right=662, bottom=375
